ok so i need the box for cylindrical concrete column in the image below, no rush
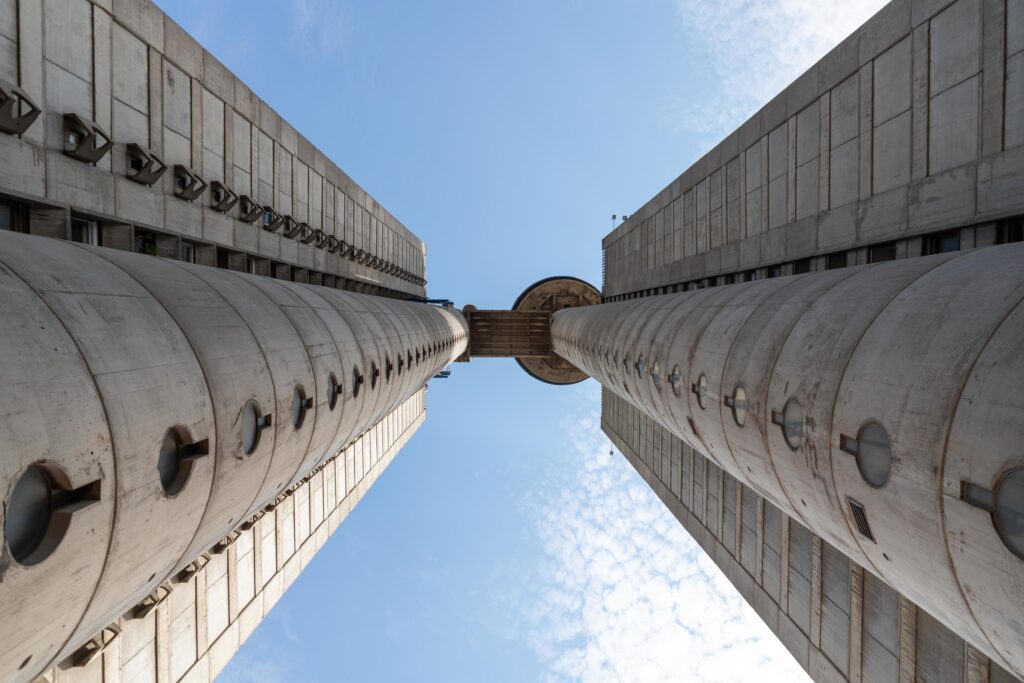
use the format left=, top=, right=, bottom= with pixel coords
left=551, top=244, right=1024, bottom=678
left=0, top=230, right=467, bottom=683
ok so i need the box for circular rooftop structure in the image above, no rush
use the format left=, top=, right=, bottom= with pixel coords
left=513, top=276, right=601, bottom=385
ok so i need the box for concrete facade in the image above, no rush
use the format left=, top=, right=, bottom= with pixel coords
left=602, top=0, right=1024, bottom=301
left=40, top=389, right=427, bottom=683
left=554, top=246, right=1024, bottom=679
left=0, top=0, right=425, bottom=300
left=0, top=228, right=466, bottom=683
left=589, top=0, right=1024, bottom=681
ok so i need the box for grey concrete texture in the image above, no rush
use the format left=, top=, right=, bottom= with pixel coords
left=602, top=0, right=1024, bottom=299
left=0, top=229, right=467, bottom=683
left=0, top=0, right=426, bottom=295
left=552, top=242, right=1024, bottom=678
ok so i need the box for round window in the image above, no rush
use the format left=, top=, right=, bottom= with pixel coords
left=5, top=465, right=56, bottom=564
left=327, top=373, right=339, bottom=411
left=670, top=365, right=683, bottom=397
left=292, top=386, right=308, bottom=430
left=856, top=422, right=892, bottom=488
left=651, top=362, right=662, bottom=391
left=370, top=362, right=379, bottom=390
left=352, top=365, right=363, bottom=398
left=158, top=426, right=198, bottom=496
left=623, top=353, right=632, bottom=376
left=695, top=374, right=709, bottom=409
left=385, top=356, right=394, bottom=382
left=636, top=353, right=646, bottom=379
left=241, top=400, right=263, bottom=455
left=995, top=468, right=1024, bottom=560
left=732, top=386, right=748, bottom=427
left=782, top=398, right=804, bottom=450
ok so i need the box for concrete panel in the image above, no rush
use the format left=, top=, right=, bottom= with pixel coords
left=1010, top=0, right=1024, bottom=56
left=112, top=0, right=164, bottom=50
left=163, top=16, right=201, bottom=77
left=916, top=610, right=965, bottom=683
left=874, top=37, right=911, bottom=124
left=0, top=32, right=16, bottom=84
left=1006, top=51, right=1024, bottom=149
left=0, top=135, right=47, bottom=197
left=163, top=61, right=190, bottom=138
left=113, top=23, right=148, bottom=114
left=768, top=175, right=788, bottom=229
left=860, top=185, right=909, bottom=242
left=831, top=75, right=860, bottom=147
left=43, top=0, right=92, bottom=82
left=909, top=160, right=976, bottom=231
left=977, top=144, right=1024, bottom=217
left=45, top=62, right=93, bottom=144
left=929, top=75, right=979, bottom=173
left=796, top=160, right=819, bottom=220
left=114, top=173, right=164, bottom=226
left=829, top=137, right=860, bottom=207
left=201, top=87, right=224, bottom=157
left=930, top=0, right=980, bottom=95
left=796, top=102, right=819, bottom=165
left=45, top=149, right=115, bottom=215
left=113, top=98, right=149, bottom=146
left=0, top=0, right=14, bottom=40
left=863, top=573, right=900, bottom=683
left=873, top=110, right=911, bottom=193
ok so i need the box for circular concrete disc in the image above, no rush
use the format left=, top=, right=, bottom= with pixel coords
left=513, top=276, right=601, bottom=385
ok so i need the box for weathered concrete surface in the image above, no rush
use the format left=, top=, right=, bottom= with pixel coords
left=554, top=243, right=1024, bottom=678
left=0, top=229, right=466, bottom=683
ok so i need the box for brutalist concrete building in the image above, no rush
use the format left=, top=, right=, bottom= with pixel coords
left=0, top=0, right=1022, bottom=682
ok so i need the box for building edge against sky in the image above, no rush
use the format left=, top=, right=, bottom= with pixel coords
left=0, top=0, right=467, bottom=681
left=0, top=1, right=1023, bottom=683
left=589, top=0, right=1024, bottom=681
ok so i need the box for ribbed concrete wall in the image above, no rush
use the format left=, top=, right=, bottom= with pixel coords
left=553, top=244, right=1024, bottom=678
left=0, top=230, right=466, bottom=683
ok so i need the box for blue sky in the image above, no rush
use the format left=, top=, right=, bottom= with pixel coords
left=153, top=1, right=887, bottom=680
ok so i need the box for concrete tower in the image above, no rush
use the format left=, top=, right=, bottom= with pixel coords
left=0, top=1, right=463, bottom=681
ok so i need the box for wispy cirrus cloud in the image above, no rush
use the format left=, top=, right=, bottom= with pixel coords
left=289, top=0, right=354, bottom=61
left=668, top=0, right=888, bottom=147
left=515, top=394, right=809, bottom=682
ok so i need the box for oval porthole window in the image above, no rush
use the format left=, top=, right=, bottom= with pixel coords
left=370, top=362, right=380, bottom=389
left=291, top=386, right=310, bottom=430
left=158, top=425, right=208, bottom=496
left=994, top=468, right=1024, bottom=560
left=241, top=400, right=265, bottom=455
left=855, top=421, right=892, bottom=488
left=385, top=355, right=394, bottom=382
left=695, top=374, right=709, bottom=409
left=352, top=365, right=364, bottom=398
left=669, top=365, right=683, bottom=397
left=731, top=386, right=748, bottom=427
left=651, top=362, right=662, bottom=391
left=5, top=463, right=98, bottom=566
left=635, top=353, right=646, bottom=379
left=327, top=373, right=339, bottom=411
left=623, top=352, right=632, bottom=376
left=782, top=398, right=805, bottom=450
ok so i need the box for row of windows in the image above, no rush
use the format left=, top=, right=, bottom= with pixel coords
left=2, top=331, right=464, bottom=567
left=589, top=344, right=1022, bottom=562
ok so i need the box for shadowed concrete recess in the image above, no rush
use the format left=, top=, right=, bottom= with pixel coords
left=0, top=230, right=466, bottom=683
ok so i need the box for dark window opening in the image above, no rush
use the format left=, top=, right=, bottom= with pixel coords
left=996, top=219, right=1023, bottom=244
left=923, top=229, right=960, bottom=255
left=868, top=243, right=897, bottom=263
left=827, top=252, right=848, bottom=270
left=793, top=258, right=812, bottom=274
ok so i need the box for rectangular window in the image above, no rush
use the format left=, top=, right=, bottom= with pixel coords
left=827, top=252, right=848, bottom=270
left=0, top=202, right=11, bottom=231
left=70, top=218, right=100, bottom=246
left=868, top=243, right=897, bottom=263
left=996, top=219, right=1023, bottom=244
left=246, top=257, right=256, bottom=274
left=181, top=242, right=196, bottom=263
left=922, top=229, right=960, bottom=255
left=793, top=258, right=812, bottom=274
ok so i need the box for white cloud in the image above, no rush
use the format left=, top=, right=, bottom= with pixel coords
left=290, top=0, right=353, bottom=61
left=668, top=0, right=889, bottom=146
left=519, top=396, right=810, bottom=682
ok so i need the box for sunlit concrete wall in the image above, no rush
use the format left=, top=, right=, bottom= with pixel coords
left=602, top=0, right=1023, bottom=301
left=0, top=0, right=425, bottom=297
left=0, top=230, right=466, bottom=683
left=38, top=390, right=427, bottom=683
